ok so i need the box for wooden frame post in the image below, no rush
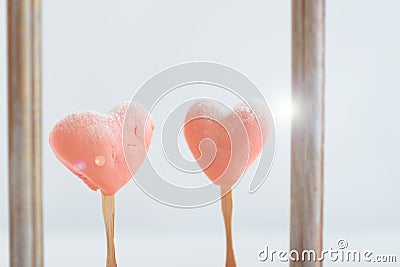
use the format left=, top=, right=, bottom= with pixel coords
left=8, top=0, right=43, bottom=266
left=290, top=0, right=325, bottom=266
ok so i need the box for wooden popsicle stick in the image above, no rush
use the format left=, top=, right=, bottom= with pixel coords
left=102, top=194, right=118, bottom=267
left=220, top=186, right=237, bottom=267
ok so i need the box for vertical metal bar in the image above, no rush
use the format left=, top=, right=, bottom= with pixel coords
left=290, top=0, right=325, bottom=267
left=8, top=0, right=43, bottom=266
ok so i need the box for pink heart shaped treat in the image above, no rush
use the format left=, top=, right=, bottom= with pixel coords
left=184, top=99, right=271, bottom=187
left=49, top=102, right=154, bottom=195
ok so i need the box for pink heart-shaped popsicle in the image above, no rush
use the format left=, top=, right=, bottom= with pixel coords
left=184, top=99, right=271, bottom=187
left=49, top=102, right=154, bottom=195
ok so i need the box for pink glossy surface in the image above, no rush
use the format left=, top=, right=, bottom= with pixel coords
left=184, top=99, right=271, bottom=187
left=49, top=102, right=154, bottom=195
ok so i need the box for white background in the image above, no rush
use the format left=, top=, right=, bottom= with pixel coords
left=1, top=0, right=399, bottom=266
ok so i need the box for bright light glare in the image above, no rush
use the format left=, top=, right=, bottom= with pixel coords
left=277, top=98, right=296, bottom=123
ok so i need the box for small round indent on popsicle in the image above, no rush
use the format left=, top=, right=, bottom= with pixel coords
left=73, top=160, right=87, bottom=173
left=95, top=155, right=106, bottom=166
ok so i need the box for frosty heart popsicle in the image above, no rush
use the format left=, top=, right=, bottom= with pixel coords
left=184, top=99, right=271, bottom=267
left=50, top=101, right=154, bottom=267
left=184, top=99, right=270, bottom=187
left=50, top=102, right=154, bottom=195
